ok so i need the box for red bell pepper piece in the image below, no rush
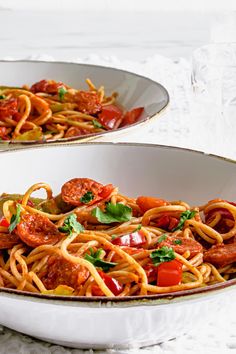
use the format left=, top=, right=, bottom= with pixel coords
left=112, top=231, right=146, bottom=248
left=98, top=104, right=123, bottom=130
left=157, top=259, right=182, bottom=287
left=122, top=107, right=144, bottom=126
left=144, top=264, right=157, bottom=283
left=156, top=215, right=179, bottom=231
left=0, top=217, right=10, bottom=227
left=97, top=271, right=123, bottom=295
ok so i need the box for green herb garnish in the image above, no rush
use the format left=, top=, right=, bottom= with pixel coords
left=0, top=95, right=6, bottom=99
left=58, top=87, right=67, bottom=101
left=173, top=239, right=182, bottom=245
left=9, top=204, right=21, bottom=233
left=172, top=210, right=197, bottom=231
left=134, top=224, right=142, bottom=232
left=84, top=248, right=117, bottom=271
left=92, top=119, right=103, bottom=129
left=157, top=234, right=167, bottom=243
left=91, top=202, right=132, bottom=224
left=80, top=191, right=94, bottom=204
left=150, top=246, right=175, bottom=267
left=58, top=214, right=84, bottom=236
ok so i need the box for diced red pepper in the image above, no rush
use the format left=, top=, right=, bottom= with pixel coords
left=157, top=259, right=182, bottom=287
left=98, top=104, right=123, bottom=130
left=156, top=215, right=179, bottom=231
left=98, top=270, right=123, bottom=295
left=121, top=107, right=144, bottom=126
left=168, top=217, right=179, bottom=231
left=17, top=199, right=34, bottom=207
left=0, top=217, right=9, bottom=227
left=112, top=231, right=146, bottom=248
left=144, top=264, right=157, bottom=283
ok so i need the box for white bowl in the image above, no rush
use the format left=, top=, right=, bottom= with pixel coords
left=0, top=60, right=169, bottom=146
left=0, top=143, right=236, bottom=349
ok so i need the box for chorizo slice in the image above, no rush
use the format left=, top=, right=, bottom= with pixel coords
left=0, top=98, right=18, bottom=120
left=41, top=255, right=89, bottom=290
left=30, top=79, right=64, bottom=94
left=158, top=235, right=203, bottom=257
left=61, top=178, right=113, bottom=207
left=204, top=243, right=236, bottom=267
left=204, top=201, right=236, bottom=233
left=74, top=91, right=102, bottom=115
left=0, top=233, right=20, bottom=249
left=16, top=213, right=61, bottom=248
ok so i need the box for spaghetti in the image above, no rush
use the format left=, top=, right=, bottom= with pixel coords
left=0, top=178, right=235, bottom=297
left=0, top=79, right=144, bottom=141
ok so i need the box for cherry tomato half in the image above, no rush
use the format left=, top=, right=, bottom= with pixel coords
left=136, top=196, right=169, bottom=213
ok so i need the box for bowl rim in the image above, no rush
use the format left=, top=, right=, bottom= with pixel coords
left=0, top=142, right=235, bottom=305
left=2, top=140, right=236, bottom=166
left=0, top=278, right=236, bottom=307
left=0, top=59, right=169, bottom=146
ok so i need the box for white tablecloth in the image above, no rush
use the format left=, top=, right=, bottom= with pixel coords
left=0, top=54, right=236, bottom=354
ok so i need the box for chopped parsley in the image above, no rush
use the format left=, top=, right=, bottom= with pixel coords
left=84, top=248, right=117, bottom=272
left=173, top=239, right=182, bottom=245
left=92, top=119, right=103, bottom=129
left=0, top=95, right=6, bottom=99
left=157, top=234, right=167, bottom=243
left=134, top=224, right=142, bottom=232
left=80, top=191, right=94, bottom=204
left=9, top=204, right=21, bottom=233
left=58, top=214, right=84, bottom=236
left=150, top=246, right=175, bottom=267
left=172, top=210, right=197, bottom=231
left=58, top=86, right=67, bottom=101
left=91, top=202, right=132, bottom=224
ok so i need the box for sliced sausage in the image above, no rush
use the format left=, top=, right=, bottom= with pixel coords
left=41, top=255, right=89, bottom=290
left=61, top=178, right=113, bottom=207
left=204, top=201, right=236, bottom=233
left=16, top=213, right=62, bottom=248
left=0, top=233, right=20, bottom=249
left=30, top=80, right=64, bottom=94
left=0, top=98, right=18, bottom=120
left=158, top=235, right=203, bottom=257
left=74, top=91, right=102, bottom=115
left=204, top=243, right=236, bottom=267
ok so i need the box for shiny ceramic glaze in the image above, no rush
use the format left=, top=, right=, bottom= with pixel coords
left=0, top=143, right=235, bottom=349
left=0, top=60, right=169, bottom=147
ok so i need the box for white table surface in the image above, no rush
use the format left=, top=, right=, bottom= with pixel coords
left=0, top=9, right=236, bottom=354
